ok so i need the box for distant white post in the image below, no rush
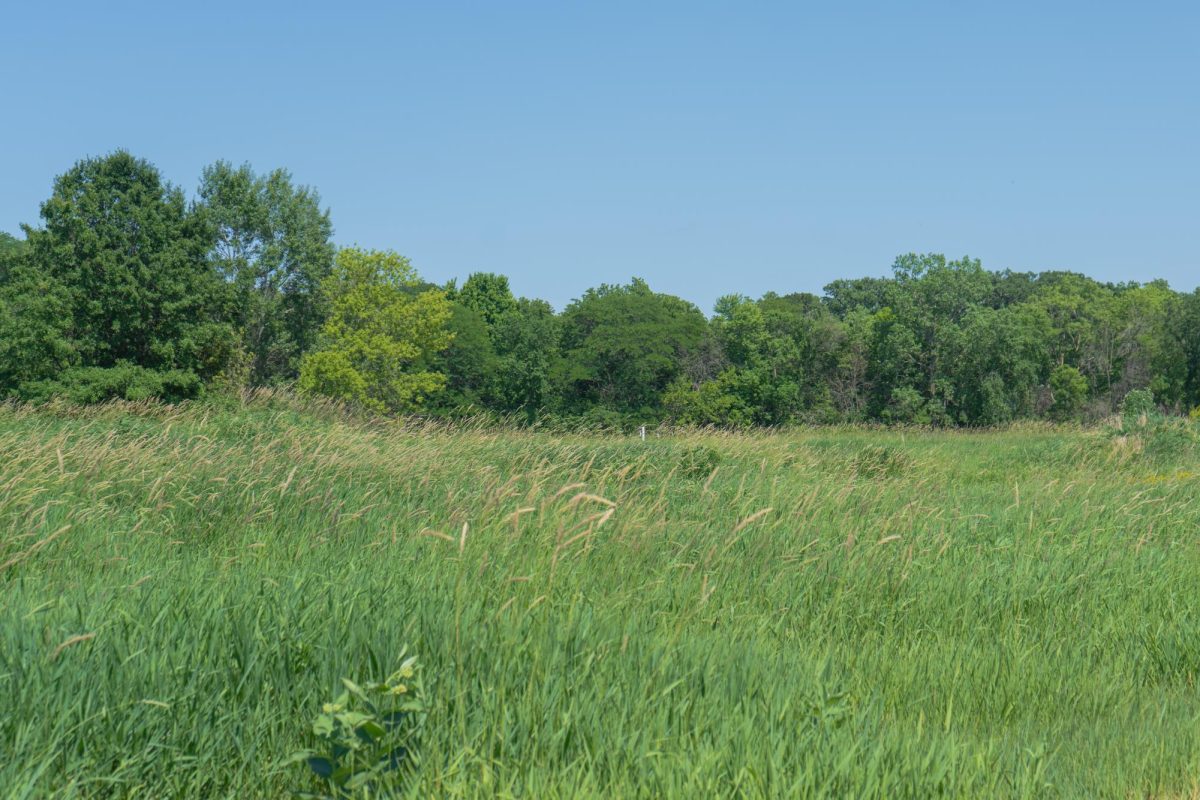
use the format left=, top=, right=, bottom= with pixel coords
left=639, top=425, right=646, bottom=441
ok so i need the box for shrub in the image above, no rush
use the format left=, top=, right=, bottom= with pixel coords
left=1120, top=388, right=1156, bottom=420
left=663, top=375, right=755, bottom=428
left=17, top=364, right=203, bottom=404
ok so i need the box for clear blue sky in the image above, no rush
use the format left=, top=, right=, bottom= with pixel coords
left=2, top=1, right=1197, bottom=310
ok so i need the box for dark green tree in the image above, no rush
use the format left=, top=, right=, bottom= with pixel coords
left=558, top=278, right=706, bottom=415
left=826, top=308, right=874, bottom=419
left=1049, top=365, right=1089, bottom=421
left=985, top=269, right=1039, bottom=308
left=0, top=267, right=77, bottom=392
left=887, top=253, right=992, bottom=409
left=950, top=304, right=1051, bottom=424
left=0, top=231, right=25, bottom=283
left=822, top=276, right=893, bottom=317
left=1159, top=289, right=1200, bottom=412
left=426, top=301, right=499, bottom=412
left=492, top=298, right=560, bottom=417
left=691, top=293, right=837, bottom=425
left=20, top=151, right=234, bottom=386
left=864, top=308, right=922, bottom=418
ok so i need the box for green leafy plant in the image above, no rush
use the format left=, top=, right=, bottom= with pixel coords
left=1120, top=388, right=1156, bottom=421
left=288, top=653, right=425, bottom=799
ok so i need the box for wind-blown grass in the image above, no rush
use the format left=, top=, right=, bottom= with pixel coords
left=2, top=394, right=1199, bottom=797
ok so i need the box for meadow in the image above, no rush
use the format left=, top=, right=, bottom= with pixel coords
left=2, top=394, right=1199, bottom=798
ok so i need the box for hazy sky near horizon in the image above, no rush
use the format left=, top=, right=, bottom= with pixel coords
left=2, top=1, right=1197, bottom=311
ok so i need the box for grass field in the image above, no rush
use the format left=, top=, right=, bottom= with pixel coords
left=2, top=395, right=1200, bottom=798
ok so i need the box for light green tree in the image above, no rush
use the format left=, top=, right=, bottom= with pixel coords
left=197, top=161, right=335, bottom=385
left=456, top=272, right=518, bottom=331
left=298, top=248, right=453, bottom=413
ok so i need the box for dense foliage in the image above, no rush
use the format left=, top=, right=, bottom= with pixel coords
left=3, top=151, right=1198, bottom=425
left=298, top=248, right=453, bottom=413
left=198, top=161, right=335, bottom=385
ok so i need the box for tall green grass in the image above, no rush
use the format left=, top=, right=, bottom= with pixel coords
left=2, top=394, right=1199, bottom=798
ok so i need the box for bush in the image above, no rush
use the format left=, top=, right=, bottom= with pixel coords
left=1104, top=411, right=1200, bottom=463
left=1120, top=388, right=1156, bottom=420
left=17, top=364, right=203, bottom=404
left=663, top=376, right=755, bottom=428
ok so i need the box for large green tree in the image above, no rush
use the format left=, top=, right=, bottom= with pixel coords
left=438, top=273, right=560, bottom=416
left=822, top=276, right=892, bottom=317
left=492, top=298, right=560, bottom=417
left=886, top=253, right=992, bottom=412
left=950, top=304, right=1051, bottom=424
left=0, top=231, right=21, bottom=255
left=197, top=161, right=335, bottom=384
left=425, top=299, right=499, bottom=412
left=557, top=278, right=706, bottom=415
left=0, top=266, right=76, bottom=392
left=693, top=294, right=812, bottom=425
left=826, top=308, right=874, bottom=419
left=18, top=151, right=233, bottom=383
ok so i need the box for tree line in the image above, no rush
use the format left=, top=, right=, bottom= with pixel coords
left=2, top=151, right=1199, bottom=427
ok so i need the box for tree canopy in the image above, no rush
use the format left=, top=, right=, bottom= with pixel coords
left=198, top=161, right=335, bottom=385
left=297, top=248, right=452, bottom=413
left=558, top=278, right=707, bottom=414
left=2, top=151, right=1198, bottom=426
left=2, top=152, right=233, bottom=401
